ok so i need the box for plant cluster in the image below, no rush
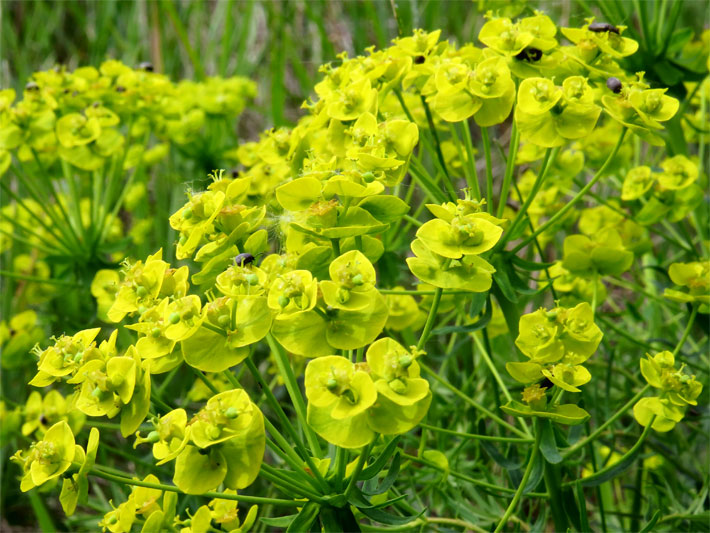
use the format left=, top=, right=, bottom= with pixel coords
left=1, top=5, right=709, bottom=533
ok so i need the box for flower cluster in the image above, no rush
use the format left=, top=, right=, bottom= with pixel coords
left=136, top=389, right=265, bottom=494
left=502, top=303, right=602, bottom=424
left=623, top=155, right=702, bottom=225
left=304, top=339, right=430, bottom=448
left=634, top=351, right=702, bottom=431
left=0, top=60, right=254, bottom=171
left=664, top=260, right=710, bottom=312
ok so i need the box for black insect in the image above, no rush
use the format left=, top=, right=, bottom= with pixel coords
left=39, top=414, right=48, bottom=425
left=414, top=55, right=426, bottom=65
left=25, top=81, right=39, bottom=91
left=116, top=85, right=126, bottom=93
left=588, top=22, right=620, bottom=34
left=515, top=47, right=543, bottom=62
left=138, top=61, right=154, bottom=72
left=231, top=168, right=241, bottom=178
left=606, top=77, right=622, bottom=94
left=234, top=252, right=255, bottom=267
left=539, top=377, right=554, bottom=390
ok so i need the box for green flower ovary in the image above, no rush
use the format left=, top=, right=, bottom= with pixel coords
left=34, top=440, right=59, bottom=465
left=451, top=217, right=485, bottom=246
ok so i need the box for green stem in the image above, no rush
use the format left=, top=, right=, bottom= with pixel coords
left=419, top=361, right=528, bottom=439
left=498, top=147, right=557, bottom=248
left=0, top=270, right=79, bottom=287
left=493, top=422, right=542, bottom=532
left=401, top=452, right=547, bottom=498
left=544, top=461, right=568, bottom=531
left=496, top=122, right=519, bottom=218
left=419, top=423, right=533, bottom=443
left=417, top=287, right=443, bottom=349
left=85, top=466, right=300, bottom=506
left=472, top=333, right=531, bottom=437
left=259, top=464, right=325, bottom=502
left=420, top=96, right=456, bottom=200
left=562, top=383, right=651, bottom=458
left=343, top=442, right=373, bottom=501
left=461, top=120, right=481, bottom=199
left=244, top=356, right=329, bottom=491
left=672, top=305, right=698, bottom=357
left=512, top=128, right=627, bottom=253
left=481, top=127, right=494, bottom=211
left=563, top=422, right=653, bottom=488
left=266, top=334, right=322, bottom=457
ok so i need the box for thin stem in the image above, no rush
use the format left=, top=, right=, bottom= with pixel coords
left=673, top=305, right=698, bottom=357
left=417, top=287, right=443, bottom=350
left=563, top=422, right=653, bottom=488
left=461, top=120, right=481, bottom=199
left=419, top=423, right=533, bottom=443
left=562, top=383, right=651, bottom=458
left=420, top=96, right=456, bottom=200
left=244, top=356, right=329, bottom=491
left=481, top=127, right=494, bottom=211
left=472, top=333, right=531, bottom=437
left=344, top=442, right=373, bottom=501
left=498, top=147, right=558, bottom=248
left=266, top=334, right=322, bottom=457
left=84, top=466, right=300, bottom=507
left=512, top=128, right=627, bottom=253
left=496, top=122, right=519, bottom=218
left=419, top=361, right=528, bottom=439
left=494, top=422, right=542, bottom=532
left=0, top=270, right=79, bottom=287
left=401, top=453, right=547, bottom=498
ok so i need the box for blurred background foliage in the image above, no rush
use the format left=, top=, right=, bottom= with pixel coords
left=4, top=0, right=707, bottom=131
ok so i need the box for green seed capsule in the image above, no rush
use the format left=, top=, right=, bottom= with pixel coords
left=326, top=378, right=338, bottom=390
left=169, top=312, right=181, bottom=324
left=183, top=207, right=193, bottom=219
left=217, top=314, right=230, bottom=326
left=399, top=355, right=413, bottom=368
left=224, top=407, right=239, bottom=419
left=147, top=430, right=161, bottom=443
left=351, top=273, right=364, bottom=286
left=362, top=171, right=375, bottom=183
left=245, top=273, right=259, bottom=285
left=91, top=387, right=103, bottom=399
left=136, top=285, right=148, bottom=298
left=278, top=295, right=290, bottom=307
left=151, top=327, right=162, bottom=338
